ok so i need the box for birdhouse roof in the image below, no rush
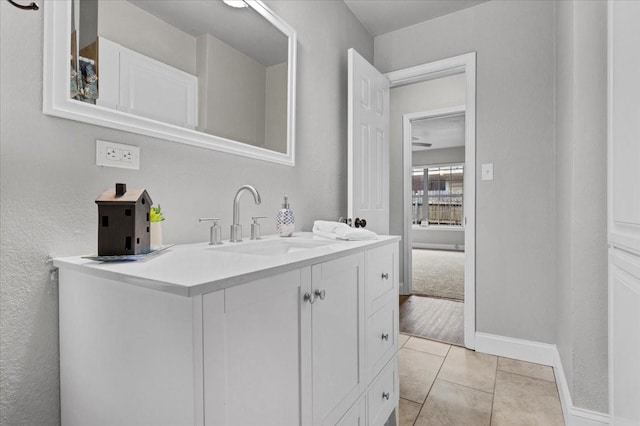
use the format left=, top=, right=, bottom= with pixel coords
left=95, top=188, right=152, bottom=205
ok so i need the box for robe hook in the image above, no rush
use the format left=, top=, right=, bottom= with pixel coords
left=7, top=0, right=39, bottom=10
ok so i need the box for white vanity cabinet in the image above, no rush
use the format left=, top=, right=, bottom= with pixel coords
left=55, top=235, right=399, bottom=426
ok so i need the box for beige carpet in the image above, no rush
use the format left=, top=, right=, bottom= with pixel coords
left=412, top=249, right=465, bottom=301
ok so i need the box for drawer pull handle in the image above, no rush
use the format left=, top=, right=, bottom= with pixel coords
left=382, top=392, right=390, bottom=400
left=314, top=289, right=326, bottom=301
left=303, top=292, right=315, bottom=304
left=381, top=333, right=389, bottom=341
left=381, top=272, right=389, bottom=280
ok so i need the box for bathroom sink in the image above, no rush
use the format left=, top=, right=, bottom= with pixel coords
left=209, top=238, right=335, bottom=256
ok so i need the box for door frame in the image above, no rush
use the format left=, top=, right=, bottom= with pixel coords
left=385, top=52, right=476, bottom=349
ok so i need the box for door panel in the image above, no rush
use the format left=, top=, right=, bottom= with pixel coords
left=348, top=49, right=390, bottom=234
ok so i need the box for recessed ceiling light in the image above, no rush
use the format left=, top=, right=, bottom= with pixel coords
left=222, top=0, right=248, bottom=8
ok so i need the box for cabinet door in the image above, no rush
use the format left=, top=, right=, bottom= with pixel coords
left=203, top=269, right=311, bottom=426
left=609, top=249, right=640, bottom=426
left=312, top=253, right=365, bottom=426
left=336, top=396, right=367, bottom=426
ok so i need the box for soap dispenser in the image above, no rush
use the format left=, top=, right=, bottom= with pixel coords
left=276, top=195, right=295, bottom=237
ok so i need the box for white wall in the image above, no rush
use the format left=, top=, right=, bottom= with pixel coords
left=0, top=0, right=373, bottom=423
left=376, top=0, right=557, bottom=344
left=412, top=147, right=465, bottom=248
left=555, top=0, right=608, bottom=413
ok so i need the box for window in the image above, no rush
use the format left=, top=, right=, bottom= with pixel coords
left=412, top=164, right=464, bottom=227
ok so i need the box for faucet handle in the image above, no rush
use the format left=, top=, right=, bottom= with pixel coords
left=251, top=216, right=266, bottom=240
left=199, top=218, right=222, bottom=245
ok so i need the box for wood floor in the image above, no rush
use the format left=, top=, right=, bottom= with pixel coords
left=399, top=295, right=464, bottom=346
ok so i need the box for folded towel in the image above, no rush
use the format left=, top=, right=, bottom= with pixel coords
left=312, top=220, right=377, bottom=241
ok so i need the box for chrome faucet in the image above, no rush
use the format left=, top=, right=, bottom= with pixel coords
left=230, top=185, right=262, bottom=242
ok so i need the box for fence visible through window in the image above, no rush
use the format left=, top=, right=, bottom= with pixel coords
left=412, top=164, right=464, bottom=226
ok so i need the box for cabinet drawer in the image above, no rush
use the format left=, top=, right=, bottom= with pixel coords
left=366, top=244, right=398, bottom=313
left=366, top=299, right=397, bottom=381
left=367, top=356, right=398, bottom=426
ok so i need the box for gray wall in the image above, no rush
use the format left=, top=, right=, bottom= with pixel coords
left=197, top=33, right=267, bottom=147
left=376, top=0, right=558, bottom=344
left=0, top=0, right=372, bottom=423
left=412, top=147, right=465, bottom=248
left=555, top=0, right=608, bottom=413
left=98, top=0, right=197, bottom=74
left=265, top=62, right=288, bottom=153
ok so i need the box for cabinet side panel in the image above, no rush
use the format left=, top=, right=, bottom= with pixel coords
left=58, top=269, right=195, bottom=426
left=203, top=290, right=226, bottom=426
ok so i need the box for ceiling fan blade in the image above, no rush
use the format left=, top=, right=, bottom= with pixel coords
left=412, top=142, right=432, bottom=148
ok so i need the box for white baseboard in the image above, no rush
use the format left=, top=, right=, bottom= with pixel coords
left=412, top=243, right=464, bottom=251
left=475, top=332, right=556, bottom=366
left=475, top=332, right=609, bottom=425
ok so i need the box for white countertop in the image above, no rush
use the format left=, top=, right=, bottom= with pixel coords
left=53, top=232, right=400, bottom=297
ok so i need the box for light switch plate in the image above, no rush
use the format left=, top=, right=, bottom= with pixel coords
left=482, top=163, right=494, bottom=181
left=96, top=140, right=140, bottom=170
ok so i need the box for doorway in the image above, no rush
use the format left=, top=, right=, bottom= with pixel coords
left=403, top=108, right=466, bottom=345
left=385, top=53, right=476, bottom=349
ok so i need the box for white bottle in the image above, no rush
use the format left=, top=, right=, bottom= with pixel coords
left=276, top=195, right=295, bottom=237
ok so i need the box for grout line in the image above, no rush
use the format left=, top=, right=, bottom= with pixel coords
left=436, top=378, right=495, bottom=395
left=495, top=368, right=556, bottom=383
left=489, top=353, right=499, bottom=425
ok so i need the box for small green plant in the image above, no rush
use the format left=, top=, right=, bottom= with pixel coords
left=150, top=205, right=165, bottom=222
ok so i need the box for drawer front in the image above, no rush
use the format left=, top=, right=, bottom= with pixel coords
left=366, top=244, right=399, bottom=313
left=366, top=299, right=397, bottom=381
left=367, top=356, right=398, bottom=426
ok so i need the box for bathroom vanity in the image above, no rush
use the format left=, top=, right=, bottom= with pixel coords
left=54, top=233, right=400, bottom=426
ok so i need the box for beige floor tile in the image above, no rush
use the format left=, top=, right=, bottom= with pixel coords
left=497, top=357, right=555, bottom=382
left=492, top=370, right=565, bottom=426
left=404, top=337, right=451, bottom=357
left=415, top=379, right=493, bottom=426
left=437, top=346, right=497, bottom=393
left=398, top=398, right=422, bottom=426
left=399, top=347, right=445, bottom=404
left=399, top=333, right=411, bottom=348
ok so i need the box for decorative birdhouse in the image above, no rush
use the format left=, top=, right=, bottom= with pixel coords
left=95, top=183, right=153, bottom=256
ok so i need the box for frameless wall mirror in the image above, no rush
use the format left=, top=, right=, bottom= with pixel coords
left=44, top=0, right=297, bottom=166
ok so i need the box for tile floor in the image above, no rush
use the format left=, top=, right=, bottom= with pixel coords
left=397, top=333, right=565, bottom=426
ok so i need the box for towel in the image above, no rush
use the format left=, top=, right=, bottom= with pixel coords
left=312, top=220, right=378, bottom=241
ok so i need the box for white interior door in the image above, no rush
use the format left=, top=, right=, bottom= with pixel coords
left=348, top=49, right=390, bottom=234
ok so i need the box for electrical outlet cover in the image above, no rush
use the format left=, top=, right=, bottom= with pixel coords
left=96, top=140, right=140, bottom=170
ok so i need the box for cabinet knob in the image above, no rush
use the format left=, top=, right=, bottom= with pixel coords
left=381, top=333, right=389, bottom=341
left=381, top=272, right=389, bottom=280
left=314, top=289, right=326, bottom=301
left=382, top=392, right=390, bottom=400
left=303, top=292, right=315, bottom=304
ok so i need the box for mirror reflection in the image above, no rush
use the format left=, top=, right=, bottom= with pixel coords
left=71, top=0, right=290, bottom=154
